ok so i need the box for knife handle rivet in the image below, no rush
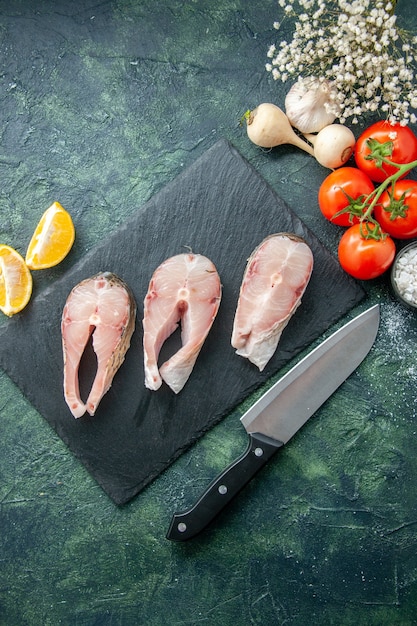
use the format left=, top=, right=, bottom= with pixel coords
left=177, top=522, right=187, bottom=533
left=218, top=484, right=228, bottom=495
left=254, top=447, right=264, bottom=457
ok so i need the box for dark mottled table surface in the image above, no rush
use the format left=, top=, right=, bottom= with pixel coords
left=0, top=1, right=416, bottom=624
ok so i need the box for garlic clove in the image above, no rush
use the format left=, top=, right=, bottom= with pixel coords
left=285, top=77, right=340, bottom=134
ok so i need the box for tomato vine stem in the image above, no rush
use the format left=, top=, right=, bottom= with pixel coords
left=361, top=158, right=417, bottom=221
left=351, top=133, right=417, bottom=238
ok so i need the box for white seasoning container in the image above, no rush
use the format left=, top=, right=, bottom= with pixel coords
left=391, top=241, right=417, bottom=309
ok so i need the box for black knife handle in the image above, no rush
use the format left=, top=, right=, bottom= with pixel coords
left=166, top=432, right=283, bottom=542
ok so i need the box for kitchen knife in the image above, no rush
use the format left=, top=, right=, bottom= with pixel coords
left=166, top=304, right=380, bottom=542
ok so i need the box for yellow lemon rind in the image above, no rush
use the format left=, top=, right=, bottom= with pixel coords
left=0, top=244, right=33, bottom=317
left=25, top=202, right=75, bottom=270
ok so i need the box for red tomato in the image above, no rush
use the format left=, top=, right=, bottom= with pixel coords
left=373, top=180, right=417, bottom=239
left=338, top=223, right=396, bottom=280
left=355, top=121, right=417, bottom=183
left=318, top=167, right=374, bottom=226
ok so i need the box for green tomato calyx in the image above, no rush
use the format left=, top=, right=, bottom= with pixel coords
left=364, top=137, right=394, bottom=169
left=359, top=219, right=387, bottom=241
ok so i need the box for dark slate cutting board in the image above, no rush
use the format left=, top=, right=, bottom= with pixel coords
left=0, top=140, right=365, bottom=505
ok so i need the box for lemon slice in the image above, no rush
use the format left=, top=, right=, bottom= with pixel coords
left=0, top=244, right=33, bottom=316
left=25, top=201, right=75, bottom=270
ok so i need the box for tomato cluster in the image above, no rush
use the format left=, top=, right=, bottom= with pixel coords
left=318, top=121, right=417, bottom=280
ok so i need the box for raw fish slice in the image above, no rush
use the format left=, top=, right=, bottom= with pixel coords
left=62, top=272, right=136, bottom=418
left=231, top=233, right=313, bottom=371
left=143, top=253, right=221, bottom=393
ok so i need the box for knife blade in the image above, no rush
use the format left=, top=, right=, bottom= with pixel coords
left=166, top=304, right=380, bottom=542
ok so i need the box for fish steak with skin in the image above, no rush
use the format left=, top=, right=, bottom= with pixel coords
left=231, top=233, right=313, bottom=371
left=62, top=272, right=136, bottom=418
left=143, top=253, right=222, bottom=393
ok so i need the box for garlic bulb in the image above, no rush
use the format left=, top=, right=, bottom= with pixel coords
left=285, top=77, right=340, bottom=134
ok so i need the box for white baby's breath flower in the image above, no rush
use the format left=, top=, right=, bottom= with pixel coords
left=267, top=44, right=276, bottom=58
left=266, top=0, right=417, bottom=124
